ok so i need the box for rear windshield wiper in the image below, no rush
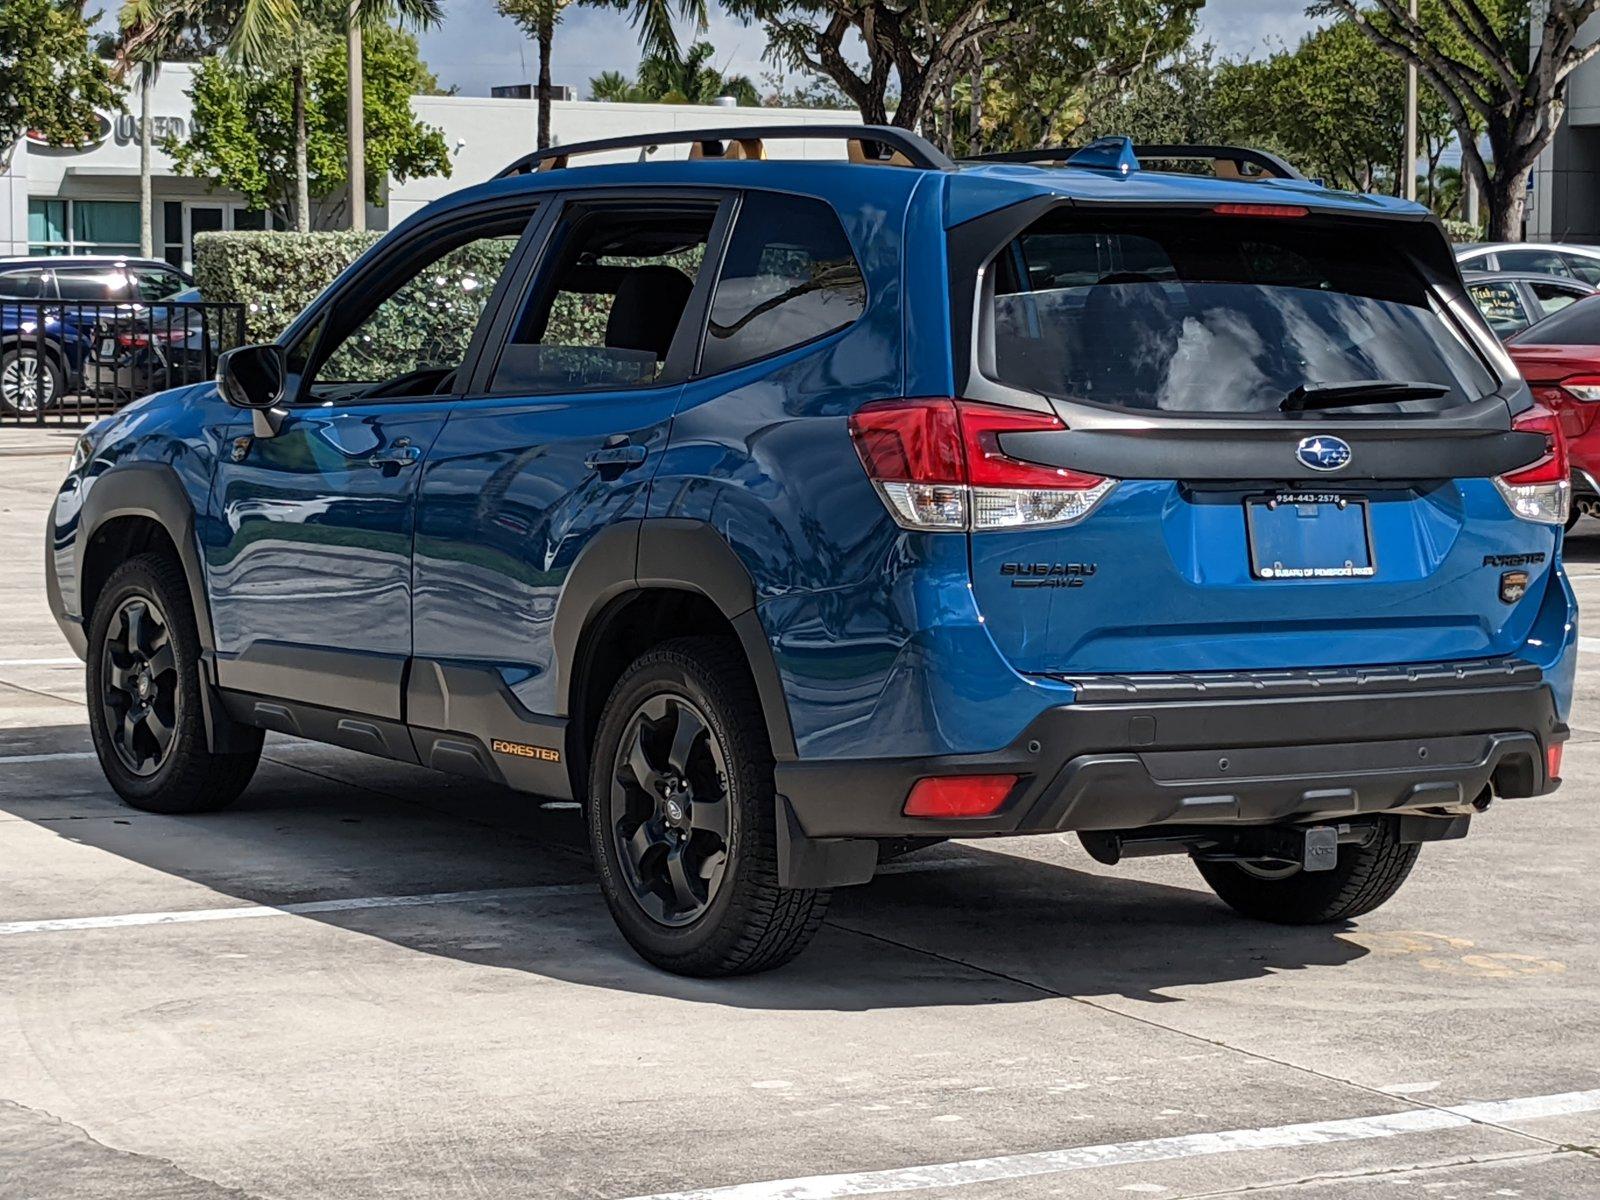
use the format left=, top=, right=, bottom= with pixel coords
left=1279, top=380, right=1450, bottom=412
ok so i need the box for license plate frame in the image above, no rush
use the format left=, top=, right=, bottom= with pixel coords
left=1245, top=491, right=1377, bottom=580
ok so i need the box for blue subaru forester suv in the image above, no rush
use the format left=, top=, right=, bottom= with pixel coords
left=46, top=127, right=1576, bottom=975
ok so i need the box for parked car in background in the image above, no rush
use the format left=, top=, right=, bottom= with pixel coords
left=1463, top=270, right=1596, bottom=338
left=0, top=256, right=194, bottom=414
left=1456, top=241, right=1600, bottom=284
left=1507, top=294, right=1600, bottom=527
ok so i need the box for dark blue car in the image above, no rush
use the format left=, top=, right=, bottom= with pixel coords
left=0, top=256, right=192, bottom=414
left=45, top=128, right=1576, bottom=975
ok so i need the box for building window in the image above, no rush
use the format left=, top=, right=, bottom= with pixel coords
left=28, top=199, right=141, bottom=256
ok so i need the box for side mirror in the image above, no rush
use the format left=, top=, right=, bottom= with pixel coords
left=217, top=344, right=287, bottom=436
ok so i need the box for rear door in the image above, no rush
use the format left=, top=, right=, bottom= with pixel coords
left=410, top=189, right=730, bottom=725
left=957, top=204, right=1559, bottom=676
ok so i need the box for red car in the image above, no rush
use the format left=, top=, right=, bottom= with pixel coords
left=1506, top=293, right=1600, bottom=528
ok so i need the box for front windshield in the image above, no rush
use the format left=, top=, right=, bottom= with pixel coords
left=987, top=213, right=1497, bottom=415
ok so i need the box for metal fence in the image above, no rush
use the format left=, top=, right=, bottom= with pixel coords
left=1, top=299, right=247, bottom=427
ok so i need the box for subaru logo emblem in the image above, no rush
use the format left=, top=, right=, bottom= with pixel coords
left=1296, top=435, right=1352, bottom=472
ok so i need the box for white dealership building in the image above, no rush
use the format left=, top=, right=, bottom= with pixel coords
left=0, top=62, right=854, bottom=270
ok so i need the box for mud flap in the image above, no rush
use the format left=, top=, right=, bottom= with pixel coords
left=776, top=796, right=878, bottom=889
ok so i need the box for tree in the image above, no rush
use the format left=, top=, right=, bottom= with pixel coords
left=169, top=23, right=450, bottom=229
left=1080, top=44, right=1220, bottom=145
left=1318, top=0, right=1600, bottom=240
left=344, top=0, right=441, bottom=232
left=974, top=0, right=1203, bottom=150
left=759, top=69, right=850, bottom=109
left=591, top=42, right=760, bottom=104
left=116, top=0, right=204, bottom=258
left=0, top=0, right=117, bottom=171
left=499, top=0, right=709, bottom=149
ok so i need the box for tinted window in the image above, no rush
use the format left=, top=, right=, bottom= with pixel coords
left=132, top=269, right=188, bottom=302
left=1561, top=253, right=1600, bottom=286
left=699, top=194, right=865, bottom=375
left=54, top=269, right=125, bottom=301
left=0, top=270, right=48, bottom=299
left=1509, top=294, right=1600, bottom=345
left=1497, top=248, right=1572, bottom=277
left=986, top=211, right=1496, bottom=415
left=491, top=203, right=714, bottom=394
left=1467, top=280, right=1530, bottom=336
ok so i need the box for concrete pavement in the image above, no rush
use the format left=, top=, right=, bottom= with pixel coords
left=1, top=426, right=1597, bottom=1199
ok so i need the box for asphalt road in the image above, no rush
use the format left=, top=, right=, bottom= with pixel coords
left=2, top=427, right=1598, bottom=1200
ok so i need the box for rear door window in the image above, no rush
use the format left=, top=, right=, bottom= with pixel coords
left=0, top=269, right=48, bottom=299
left=1529, top=279, right=1586, bottom=317
left=698, top=193, right=865, bottom=376
left=1467, top=280, right=1531, bottom=336
left=1561, top=253, right=1600, bottom=285
left=1509, top=294, right=1600, bottom=346
left=985, top=210, right=1496, bottom=415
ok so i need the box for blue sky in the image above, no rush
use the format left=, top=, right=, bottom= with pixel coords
left=418, top=0, right=1323, bottom=99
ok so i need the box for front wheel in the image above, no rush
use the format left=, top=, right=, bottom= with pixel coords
left=0, top=348, right=63, bottom=416
left=588, top=637, right=828, bottom=976
left=1194, top=819, right=1420, bottom=924
left=87, top=553, right=263, bottom=813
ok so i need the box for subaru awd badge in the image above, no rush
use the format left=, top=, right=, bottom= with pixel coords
left=1296, top=435, right=1352, bottom=472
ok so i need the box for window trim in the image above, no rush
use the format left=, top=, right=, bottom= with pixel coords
left=689, top=187, right=870, bottom=381
left=468, top=187, right=734, bottom=400
left=281, top=195, right=546, bottom=408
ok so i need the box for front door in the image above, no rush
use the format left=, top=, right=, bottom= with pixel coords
left=412, top=192, right=729, bottom=723
left=207, top=202, right=540, bottom=717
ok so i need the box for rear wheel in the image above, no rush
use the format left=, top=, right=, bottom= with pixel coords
left=87, top=553, right=262, bottom=813
left=588, top=637, right=828, bottom=976
left=1194, top=819, right=1420, bottom=924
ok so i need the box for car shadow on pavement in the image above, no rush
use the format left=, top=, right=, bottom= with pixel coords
left=3, top=724, right=1368, bottom=1011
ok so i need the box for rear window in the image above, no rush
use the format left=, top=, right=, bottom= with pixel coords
left=985, top=212, right=1496, bottom=415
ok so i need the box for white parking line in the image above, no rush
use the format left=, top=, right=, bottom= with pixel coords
left=0, top=751, right=97, bottom=765
left=616, top=1089, right=1600, bottom=1200
left=0, top=884, right=592, bottom=935
left=1579, top=636, right=1600, bottom=655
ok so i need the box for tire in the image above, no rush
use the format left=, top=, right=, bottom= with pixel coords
left=1194, top=819, right=1421, bottom=924
left=0, top=347, right=63, bottom=416
left=588, top=636, right=828, bottom=976
left=86, top=552, right=263, bottom=814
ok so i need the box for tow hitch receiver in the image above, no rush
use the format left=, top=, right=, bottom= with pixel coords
left=1080, top=822, right=1371, bottom=870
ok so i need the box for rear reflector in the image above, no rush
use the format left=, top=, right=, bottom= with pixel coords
left=1547, top=742, right=1563, bottom=783
left=903, top=774, right=1019, bottom=819
left=1212, top=203, right=1309, bottom=218
left=1493, top=404, right=1570, bottom=525
left=849, top=398, right=1117, bottom=531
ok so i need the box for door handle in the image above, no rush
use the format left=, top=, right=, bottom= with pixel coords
left=584, top=440, right=649, bottom=474
left=369, top=437, right=421, bottom=468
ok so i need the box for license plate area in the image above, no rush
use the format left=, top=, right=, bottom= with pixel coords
left=1245, top=491, right=1375, bottom=580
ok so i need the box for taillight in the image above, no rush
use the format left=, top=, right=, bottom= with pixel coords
left=1493, top=405, right=1570, bottom=525
left=849, top=398, right=1117, bottom=531
left=1559, top=374, right=1600, bottom=402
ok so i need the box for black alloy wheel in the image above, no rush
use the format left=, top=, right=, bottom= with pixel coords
left=99, top=595, right=179, bottom=777
left=608, top=693, right=731, bottom=926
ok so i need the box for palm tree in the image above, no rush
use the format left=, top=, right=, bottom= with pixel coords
left=636, top=41, right=758, bottom=106
left=344, top=0, right=440, bottom=232
left=500, top=0, right=710, bottom=149
left=589, top=69, right=642, bottom=102
left=115, top=0, right=196, bottom=258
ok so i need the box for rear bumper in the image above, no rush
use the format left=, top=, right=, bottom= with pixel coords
left=775, top=657, right=1565, bottom=840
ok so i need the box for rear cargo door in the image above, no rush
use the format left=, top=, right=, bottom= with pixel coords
left=959, top=205, right=1562, bottom=676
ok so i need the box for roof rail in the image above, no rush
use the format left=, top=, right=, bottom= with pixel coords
left=968, top=141, right=1305, bottom=182
left=496, top=124, right=956, bottom=178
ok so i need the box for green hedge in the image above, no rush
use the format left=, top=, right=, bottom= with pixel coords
left=195, top=230, right=383, bottom=343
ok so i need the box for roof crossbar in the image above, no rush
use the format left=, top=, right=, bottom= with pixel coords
left=496, top=124, right=956, bottom=178
left=967, top=142, right=1305, bottom=182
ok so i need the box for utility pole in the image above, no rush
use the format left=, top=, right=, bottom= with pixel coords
left=1403, top=0, right=1418, bottom=202
left=347, top=0, right=366, bottom=232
